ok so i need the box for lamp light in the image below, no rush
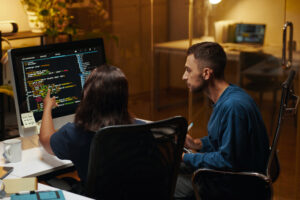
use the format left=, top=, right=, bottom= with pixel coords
left=209, top=0, right=222, bottom=5
left=204, top=0, right=222, bottom=36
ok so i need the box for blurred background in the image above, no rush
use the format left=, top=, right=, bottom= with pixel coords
left=1, top=0, right=300, bottom=199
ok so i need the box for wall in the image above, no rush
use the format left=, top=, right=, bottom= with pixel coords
left=167, top=0, right=207, bottom=90
left=0, top=0, right=30, bottom=31
left=110, top=0, right=168, bottom=95
left=167, top=0, right=191, bottom=90
left=2, top=0, right=300, bottom=93
left=0, top=0, right=40, bottom=49
left=287, top=1, right=300, bottom=199
left=286, top=0, right=300, bottom=50
left=211, top=0, right=286, bottom=46
left=167, top=0, right=300, bottom=89
left=0, top=0, right=168, bottom=96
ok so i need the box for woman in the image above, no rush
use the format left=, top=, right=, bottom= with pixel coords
left=39, top=64, right=135, bottom=182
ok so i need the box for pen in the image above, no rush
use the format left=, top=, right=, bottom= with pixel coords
left=184, top=122, right=194, bottom=154
left=15, top=191, right=36, bottom=195
left=188, top=122, right=193, bottom=131
left=183, top=147, right=193, bottom=154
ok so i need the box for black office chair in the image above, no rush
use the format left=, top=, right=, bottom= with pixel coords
left=239, top=52, right=283, bottom=134
left=85, top=116, right=187, bottom=200
left=192, top=70, right=298, bottom=200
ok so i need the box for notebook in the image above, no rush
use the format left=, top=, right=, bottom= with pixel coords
left=10, top=190, right=65, bottom=200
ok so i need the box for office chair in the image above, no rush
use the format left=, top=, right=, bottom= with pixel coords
left=239, top=51, right=283, bottom=134
left=192, top=70, right=298, bottom=200
left=85, top=116, right=187, bottom=200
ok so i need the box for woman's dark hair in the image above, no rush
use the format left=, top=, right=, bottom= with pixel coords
left=187, top=42, right=227, bottom=79
left=75, top=64, right=133, bottom=131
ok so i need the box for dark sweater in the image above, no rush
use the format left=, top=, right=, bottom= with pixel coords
left=183, top=84, right=269, bottom=173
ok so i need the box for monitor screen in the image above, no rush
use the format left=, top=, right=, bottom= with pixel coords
left=235, top=23, right=266, bottom=44
left=8, top=38, right=106, bottom=136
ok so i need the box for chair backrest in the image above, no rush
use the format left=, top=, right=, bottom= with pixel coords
left=267, top=69, right=297, bottom=182
left=85, top=116, right=187, bottom=200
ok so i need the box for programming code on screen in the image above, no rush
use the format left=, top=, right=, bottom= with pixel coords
left=15, top=46, right=104, bottom=122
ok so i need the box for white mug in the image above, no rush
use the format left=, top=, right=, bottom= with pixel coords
left=3, top=139, right=22, bottom=163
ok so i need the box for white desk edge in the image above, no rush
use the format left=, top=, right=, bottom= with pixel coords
left=0, top=139, right=73, bottom=178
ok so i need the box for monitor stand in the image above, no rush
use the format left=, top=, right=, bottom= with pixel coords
left=19, top=114, right=75, bottom=137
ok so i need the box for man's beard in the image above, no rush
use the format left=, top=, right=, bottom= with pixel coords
left=192, top=77, right=208, bottom=93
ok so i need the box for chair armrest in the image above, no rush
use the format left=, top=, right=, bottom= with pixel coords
left=192, top=168, right=272, bottom=200
left=192, top=168, right=271, bottom=182
left=134, top=118, right=152, bottom=124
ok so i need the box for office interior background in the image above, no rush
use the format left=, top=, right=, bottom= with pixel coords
left=1, top=0, right=300, bottom=199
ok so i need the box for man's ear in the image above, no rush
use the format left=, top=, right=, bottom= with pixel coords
left=202, top=67, right=213, bottom=80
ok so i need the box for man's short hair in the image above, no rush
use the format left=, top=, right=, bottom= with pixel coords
left=187, top=42, right=227, bottom=79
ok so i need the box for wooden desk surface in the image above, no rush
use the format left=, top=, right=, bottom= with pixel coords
left=154, top=37, right=300, bottom=64
left=3, top=31, right=44, bottom=40
left=154, top=37, right=214, bottom=55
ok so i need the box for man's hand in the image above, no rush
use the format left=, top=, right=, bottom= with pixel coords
left=185, top=134, right=202, bottom=150
left=43, top=89, right=58, bottom=110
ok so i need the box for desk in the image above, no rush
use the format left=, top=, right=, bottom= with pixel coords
left=153, top=37, right=264, bottom=61
left=242, top=58, right=294, bottom=78
left=153, top=38, right=297, bottom=62
left=0, top=135, right=87, bottom=199
left=1, top=183, right=93, bottom=200
left=38, top=183, right=93, bottom=200
left=0, top=135, right=72, bottom=178
left=0, top=133, right=97, bottom=200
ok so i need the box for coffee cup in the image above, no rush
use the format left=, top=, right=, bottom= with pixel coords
left=3, top=139, right=22, bottom=163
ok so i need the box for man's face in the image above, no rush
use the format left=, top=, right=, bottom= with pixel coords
left=182, top=54, right=207, bottom=92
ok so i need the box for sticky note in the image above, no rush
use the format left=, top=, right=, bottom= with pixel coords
left=21, top=112, right=36, bottom=128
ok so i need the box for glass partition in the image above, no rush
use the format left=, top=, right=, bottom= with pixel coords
left=194, top=1, right=300, bottom=199
left=151, top=0, right=190, bottom=122
left=152, top=0, right=300, bottom=199
left=274, top=0, right=300, bottom=199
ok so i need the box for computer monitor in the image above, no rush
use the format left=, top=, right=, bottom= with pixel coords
left=8, top=38, right=106, bottom=137
left=235, top=23, right=266, bottom=44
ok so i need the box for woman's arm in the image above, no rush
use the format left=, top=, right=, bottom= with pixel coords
left=39, top=89, right=58, bottom=155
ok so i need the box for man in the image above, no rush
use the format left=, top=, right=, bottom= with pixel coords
left=174, top=42, right=270, bottom=199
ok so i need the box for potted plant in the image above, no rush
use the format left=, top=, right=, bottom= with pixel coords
left=21, top=0, right=76, bottom=42
left=21, top=0, right=116, bottom=45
